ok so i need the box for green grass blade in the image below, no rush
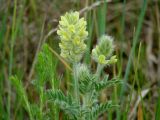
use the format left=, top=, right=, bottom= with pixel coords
left=155, top=91, right=160, bottom=120
left=0, top=4, right=8, bottom=119
left=8, top=0, right=18, bottom=118
left=96, top=1, right=107, bottom=37
left=8, top=0, right=26, bottom=118
left=120, top=0, right=148, bottom=98
left=84, top=2, right=94, bottom=64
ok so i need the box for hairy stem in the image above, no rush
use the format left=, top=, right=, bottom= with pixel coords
left=73, top=63, right=80, bottom=104
left=96, top=63, right=104, bottom=81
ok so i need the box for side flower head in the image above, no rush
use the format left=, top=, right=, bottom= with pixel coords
left=92, top=35, right=117, bottom=65
left=57, top=11, right=88, bottom=63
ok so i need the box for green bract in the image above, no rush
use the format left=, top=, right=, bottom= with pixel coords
left=57, top=11, right=88, bottom=63
left=92, top=35, right=117, bottom=65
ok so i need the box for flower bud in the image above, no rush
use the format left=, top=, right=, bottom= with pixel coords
left=98, top=55, right=107, bottom=64
left=76, top=64, right=90, bottom=81
left=108, top=55, right=118, bottom=64
left=92, top=35, right=115, bottom=65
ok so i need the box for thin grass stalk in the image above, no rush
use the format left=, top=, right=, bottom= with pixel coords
left=96, top=0, right=107, bottom=37
left=8, top=0, right=17, bottom=119
left=135, top=42, right=146, bottom=119
left=118, top=1, right=148, bottom=119
left=125, top=42, right=142, bottom=119
left=0, top=6, right=8, bottom=119
left=84, top=3, right=94, bottom=65
left=120, top=0, right=148, bottom=99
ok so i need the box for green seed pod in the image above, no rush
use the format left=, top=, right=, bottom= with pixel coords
left=92, top=35, right=114, bottom=64
left=57, top=11, right=88, bottom=63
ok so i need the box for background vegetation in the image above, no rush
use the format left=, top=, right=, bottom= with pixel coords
left=0, top=0, right=160, bottom=119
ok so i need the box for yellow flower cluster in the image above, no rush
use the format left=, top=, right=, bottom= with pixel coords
left=57, top=11, right=88, bottom=63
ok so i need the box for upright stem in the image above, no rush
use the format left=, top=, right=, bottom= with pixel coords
left=8, top=0, right=17, bottom=119
left=95, top=63, right=104, bottom=81
left=51, top=77, right=59, bottom=120
left=40, top=87, right=44, bottom=120
left=73, top=63, right=80, bottom=104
